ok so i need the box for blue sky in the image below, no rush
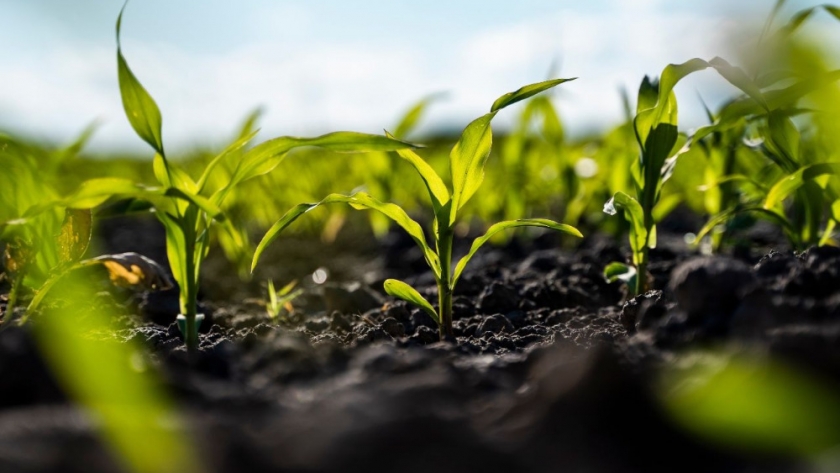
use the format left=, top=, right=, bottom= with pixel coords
left=0, top=0, right=837, bottom=153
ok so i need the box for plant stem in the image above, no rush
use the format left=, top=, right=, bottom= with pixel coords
left=635, top=246, right=649, bottom=296
left=436, top=227, right=454, bottom=340
left=182, top=226, right=199, bottom=352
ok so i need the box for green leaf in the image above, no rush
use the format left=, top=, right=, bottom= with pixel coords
left=385, top=131, right=449, bottom=210
left=252, top=193, right=439, bottom=277
left=764, top=163, right=840, bottom=209
left=221, top=132, right=418, bottom=205
left=152, top=153, right=171, bottom=187
left=719, top=70, right=840, bottom=123
left=451, top=219, right=582, bottom=286
left=153, top=154, right=197, bottom=193
left=764, top=110, right=800, bottom=172
left=603, top=262, right=637, bottom=284
left=116, top=5, right=164, bottom=156
left=449, top=112, right=495, bottom=223
left=605, top=192, right=648, bottom=262
left=490, top=78, right=576, bottom=113
left=156, top=211, right=188, bottom=300
left=660, top=352, right=840, bottom=456
left=695, top=207, right=798, bottom=247
left=707, top=57, right=768, bottom=111
left=636, top=59, right=708, bottom=147
left=63, top=177, right=144, bottom=209
left=196, top=129, right=259, bottom=192
left=163, top=188, right=225, bottom=221
left=383, top=279, right=439, bottom=325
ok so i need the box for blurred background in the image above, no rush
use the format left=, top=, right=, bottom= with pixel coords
left=2, top=0, right=839, bottom=154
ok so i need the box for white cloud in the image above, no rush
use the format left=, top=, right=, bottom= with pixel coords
left=0, top=2, right=750, bottom=153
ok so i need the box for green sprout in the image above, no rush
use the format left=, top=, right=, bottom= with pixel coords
left=113, top=4, right=416, bottom=350
left=684, top=5, right=840, bottom=251
left=604, top=57, right=771, bottom=295
left=265, top=279, right=303, bottom=321
left=252, top=79, right=583, bottom=339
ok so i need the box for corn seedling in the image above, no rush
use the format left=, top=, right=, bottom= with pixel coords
left=604, top=57, right=771, bottom=295
left=685, top=6, right=840, bottom=251
left=252, top=79, right=583, bottom=339
left=112, top=5, right=417, bottom=350
left=265, top=279, right=303, bottom=321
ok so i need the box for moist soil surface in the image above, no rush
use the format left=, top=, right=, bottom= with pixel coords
left=1, top=216, right=839, bottom=473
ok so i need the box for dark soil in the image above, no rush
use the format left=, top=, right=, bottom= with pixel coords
left=1, top=216, right=838, bottom=473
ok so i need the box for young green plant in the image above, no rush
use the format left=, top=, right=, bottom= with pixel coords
left=604, top=57, right=769, bottom=295
left=114, top=5, right=416, bottom=350
left=252, top=79, right=582, bottom=339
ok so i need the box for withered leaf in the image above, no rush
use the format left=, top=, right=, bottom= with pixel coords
left=57, top=208, right=92, bottom=265
left=3, top=239, right=33, bottom=276
left=93, top=252, right=173, bottom=291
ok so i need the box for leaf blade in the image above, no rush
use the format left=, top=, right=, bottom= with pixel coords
left=452, top=219, right=582, bottom=286
left=383, top=279, right=439, bottom=324
left=116, top=5, right=164, bottom=156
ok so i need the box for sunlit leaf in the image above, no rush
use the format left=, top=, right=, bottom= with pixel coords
left=694, top=207, right=798, bottom=247
left=385, top=131, right=449, bottom=210
left=764, top=110, right=800, bottom=172
left=449, top=112, right=494, bottom=223
left=220, top=132, right=418, bottom=205
left=603, top=261, right=637, bottom=284
left=163, top=188, right=224, bottom=221
left=33, top=274, right=198, bottom=473
left=116, top=5, right=164, bottom=156
left=660, top=352, right=840, bottom=457
left=61, top=178, right=144, bottom=210
left=490, top=78, right=576, bottom=113
left=764, top=162, right=840, bottom=209
left=452, top=219, right=582, bottom=286
left=605, top=192, right=648, bottom=262
left=383, top=279, right=439, bottom=324
left=252, top=193, right=439, bottom=277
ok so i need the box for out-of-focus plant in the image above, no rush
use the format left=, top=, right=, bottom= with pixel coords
left=265, top=279, right=303, bottom=321
left=685, top=4, right=840, bottom=251
left=0, top=128, right=99, bottom=319
left=113, top=5, right=417, bottom=350
left=34, top=263, right=199, bottom=473
left=659, top=351, right=840, bottom=461
left=604, top=58, right=768, bottom=295
left=252, top=79, right=582, bottom=339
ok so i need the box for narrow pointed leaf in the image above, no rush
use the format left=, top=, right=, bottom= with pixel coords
left=116, top=5, right=164, bottom=156
left=604, top=262, right=637, bottom=284
left=764, top=163, right=840, bottom=209
left=606, top=192, right=648, bottom=260
left=383, top=279, right=439, bottom=324
left=197, top=129, right=259, bottom=192
left=452, top=219, right=582, bottom=286
left=449, top=112, right=494, bottom=223
left=490, top=78, right=576, bottom=113
left=385, top=131, right=449, bottom=210
left=163, top=188, right=225, bottom=221
left=695, top=207, right=798, bottom=246
left=63, top=178, right=145, bottom=210
left=221, top=132, right=418, bottom=204
left=252, top=193, right=438, bottom=276
left=764, top=111, right=800, bottom=172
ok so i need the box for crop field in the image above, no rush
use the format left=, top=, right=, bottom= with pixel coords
left=4, top=1, right=840, bottom=472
